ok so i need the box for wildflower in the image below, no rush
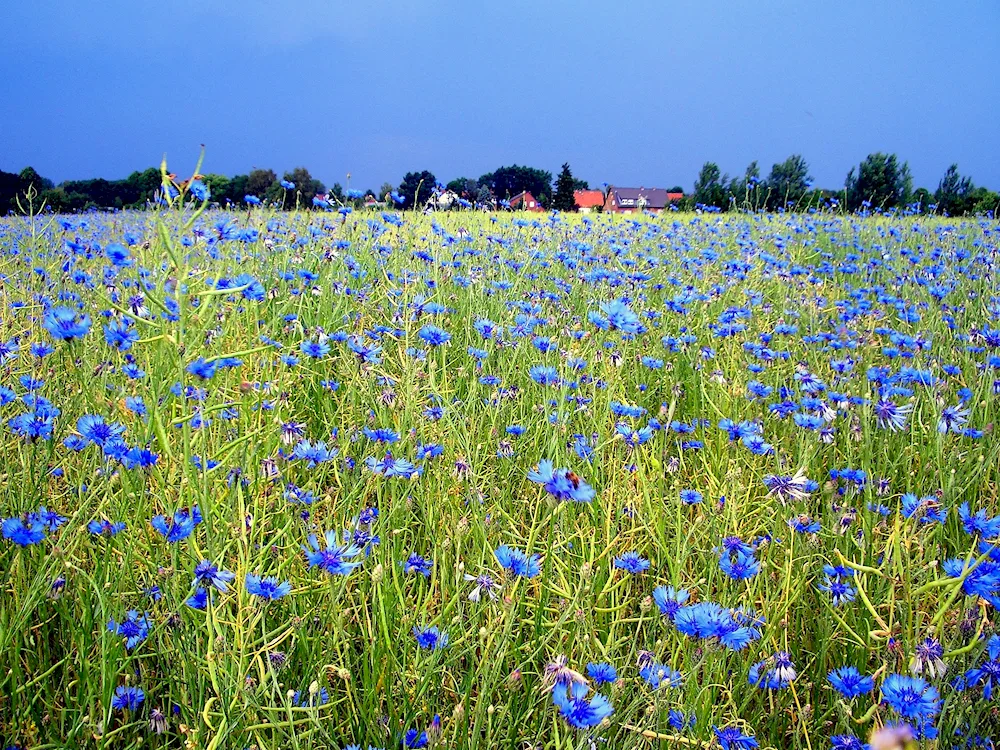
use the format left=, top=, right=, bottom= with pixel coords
left=88, top=519, right=126, bottom=537
left=551, top=682, right=613, bottom=728
left=2, top=516, right=46, bottom=546
left=403, top=553, right=432, bottom=578
left=413, top=625, right=448, bottom=650
left=149, top=707, right=168, bottom=734
left=937, top=404, right=970, bottom=434
left=464, top=572, right=500, bottom=602
left=245, top=574, right=291, bottom=601
left=713, top=726, right=759, bottom=750
left=827, top=667, right=874, bottom=699
left=418, top=325, right=451, bottom=346
left=527, top=459, right=596, bottom=503
left=874, top=399, right=913, bottom=431
left=963, top=634, right=1000, bottom=699
left=151, top=506, right=202, bottom=543
left=44, top=306, right=91, bottom=341
left=614, top=551, right=650, bottom=574
left=300, top=339, right=330, bottom=358
left=586, top=662, right=617, bottom=684
left=719, top=548, right=760, bottom=580
left=112, top=686, right=145, bottom=711
left=495, top=545, right=541, bottom=578
left=879, top=674, right=940, bottom=736
left=107, top=610, right=151, bottom=650
left=640, top=662, right=683, bottom=690
left=819, top=575, right=857, bottom=607
left=543, top=655, right=589, bottom=690
left=291, top=440, right=336, bottom=468
left=910, top=638, right=946, bottom=679
left=193, top=560, right=236, bottom=592
left=679, top=489, right=703, bottom=505
left=748, top=652, right=796, bottom=689
left=652, top=586, right=689, bottom=620
left=303, top=531, right=364, bottom=576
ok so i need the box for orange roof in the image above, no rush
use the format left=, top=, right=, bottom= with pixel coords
left=574, top=190, right=605, bottom=208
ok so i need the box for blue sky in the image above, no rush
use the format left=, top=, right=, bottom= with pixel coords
left=3, top=0, right=998, bottom=192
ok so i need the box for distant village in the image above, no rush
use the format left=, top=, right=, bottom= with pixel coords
left=345, top=185, right=687, bottom=213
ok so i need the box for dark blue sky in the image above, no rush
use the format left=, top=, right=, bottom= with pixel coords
left=4, top=1, right=998, bottom=192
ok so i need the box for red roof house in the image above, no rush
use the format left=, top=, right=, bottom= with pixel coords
left=574, top=189, right=606, bottom=213
left=604, top=187, right=683, bottom=213
left=509, top=191, right=544, bottom=212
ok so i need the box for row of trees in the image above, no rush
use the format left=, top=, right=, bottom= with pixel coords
left=692, top=153, right=999, bottom=215
left=3, top=156, right=997, bottom=216
left=0, top=165, right=333, bottom=214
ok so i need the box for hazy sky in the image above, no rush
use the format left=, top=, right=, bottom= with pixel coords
left=3, top=0, right=998, bottom=192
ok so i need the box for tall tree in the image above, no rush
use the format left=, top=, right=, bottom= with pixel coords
left=246, top=168, right=278, bottom=199
left=552, top=163, right=578, bottom=211
left=765, top=154, right=811, bottom=210
left=845, top=153, right=912, bottom=211
left=935, top=164, right=974, bottom=215
left=282, top=167, right=326, bottom=207
left=397, top=171, right=437, bottom=210
left=478, top=165, right=553, bottom=207
left=693, top=162, right=729, bottom=208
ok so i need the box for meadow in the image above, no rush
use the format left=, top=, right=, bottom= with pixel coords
left=1, top=175, right=1000, bottom=749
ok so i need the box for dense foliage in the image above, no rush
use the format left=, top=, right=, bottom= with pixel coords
left=1, top=178, right=1000, bottom=748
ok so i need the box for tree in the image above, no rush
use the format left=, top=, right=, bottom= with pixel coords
left=935, top=164, right=974, bottom=216
left=572, top=177, right=589, bottom=191
left=693, top=162, right=729, bottom=209
left=552, top=163, right=578, bottom=211
left=378, top=182, right=395, bottom=202
left=765, top=155, right=811, bottom=210
left=201, top=174, right=231, bottom=205
left=911, top=187, right=934, bottom=212
left=478, top=164, right=553, bottom=207
left=845, top=153, right=912, bottom=211
left=282, top=167, right=326, bottom=208
left=246, top=168, right=277, bottom=199
left=446, top=177, right=479, bottom=197
left=397, top=171, right=437, bottom=209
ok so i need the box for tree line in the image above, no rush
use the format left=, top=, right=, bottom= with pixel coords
left=2, top=153, right=997, bottom=216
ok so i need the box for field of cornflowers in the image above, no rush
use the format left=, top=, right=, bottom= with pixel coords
left=2, top=175, right=1000, bottom=750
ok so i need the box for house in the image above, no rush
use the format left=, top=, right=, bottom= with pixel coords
left=574, top=189, right=606, bottom=213
left=605, top=186, right=683, bottom=214
left=509, top=191, right=544, bottom=212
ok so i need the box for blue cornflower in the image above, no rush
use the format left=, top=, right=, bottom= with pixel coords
left=527, top=459, right=595, bottom=503
left=679, top=489, right=703, bottom=505
left=413, top=625, right=448, bottom=650
left=713, top=726, right=758, bottom=750
left=303, top=531, right=364, bottom=576
left=963, top=634, right=1000, bottom=699
left=151, top=506, right=202, bottom=543
left=111, top=685, right=145, bottom=711
left=88, top=519, right=126, bottom=537
left=830, top=735, right=868, bottom=750
left=495, top=544, right=541, bottom=578
left=291, top=440, right=336, bottom=468
left=880, top=674, right=940, bottom=727
left=193, top=560, right=236, bottom=592
left=551, top=682, right=613, bottom=729
left=938, top=404, right=970, bottom=434
left=819, top=576, right=857, bottom=606
left=105, top=243, right=133, bottom=267
left=365, top=451, right=419, bottom=479
left=640, top=662, right=684, bottom=690
left=719, top=548, right=760, bottom=580
left=44, top=306, right=91, bottom=341
left=186, top=358, right=219, bottom=380
left=107, top=610, right=151, bottom=650
left=959, top=502, right=1000, bottom=539
left=613, top=551, right=650, bottom=574
left=418, top=325, right=451, bottom=346
left=748, top=652, right=796, bottom=689
left=77, top=414, right=125, bottom=448
left=652, top=586, right=689, bottom=620
left=2, top=516, right=46, bottom=546
left=586, top=662, right=618, bottom=684
left=300, top=339, right=330, bottom=358
left=529, top=365, right=560, bottom=386
left=827, top=667, right=874, bottom=699
left=245, top=574, right=291, bottom=601
left=403, top=553, right=433, bottom=578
